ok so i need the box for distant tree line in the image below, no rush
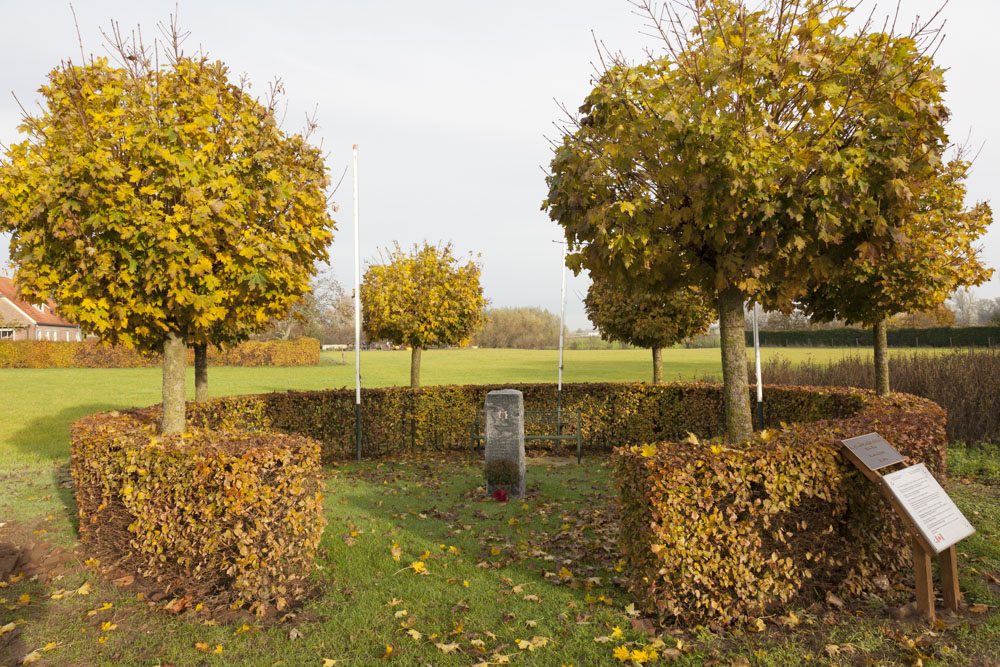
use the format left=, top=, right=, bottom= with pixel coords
left=472, top=307, right=565, bottom=349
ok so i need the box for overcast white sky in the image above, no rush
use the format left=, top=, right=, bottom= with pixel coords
left=1, top=1, right=997, bottom=330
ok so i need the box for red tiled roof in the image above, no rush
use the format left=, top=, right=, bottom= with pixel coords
left=0, top=276, right=77, bottom=327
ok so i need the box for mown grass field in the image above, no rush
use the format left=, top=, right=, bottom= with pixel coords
left=0, top=346, right=940, bottom=466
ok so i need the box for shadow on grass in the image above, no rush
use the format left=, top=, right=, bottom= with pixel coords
left=8, top=403, right=118, bottom=464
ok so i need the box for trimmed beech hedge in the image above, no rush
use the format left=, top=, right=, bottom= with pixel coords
left=614, top=391, right=946, bottom=626
left=183, top=382, right=945, bottom=625
left=71, top=409, right=326, bottom=616
left=187, top=382, right=864, bottom=460
left=0, top=337, right=320, bottom=368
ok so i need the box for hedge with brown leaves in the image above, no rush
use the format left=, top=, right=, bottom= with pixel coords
left=613, top=390, right=946, bottom=626
left=186, top=382, right=863, bottom=461
left=0, top=337, right=319, bottom=368
left=71, top=409, right=326, bottom=616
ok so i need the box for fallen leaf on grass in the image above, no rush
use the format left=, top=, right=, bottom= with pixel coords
left=322, top=660, right=340, bottom=666
left=393, top=609, right=408, bottom=619
left=381, top=644, right=394, bottom=658
left=1, top=622, right=15, bottom=635
left=76, top=582, right=92, bottom=596
left=970, top=603, right=989, bottom=614
left=630, top=617, right=656, bottom=635
left=435, top=642, right=459, bottom=654
left=390, top=543, right=402, bottom=562
left=778, top=611, right=801, bottom=627
left=194, top=642, right=210, bottom=652
left=406, top=629, right=422, bottom=640
left=516, top=636, right=549, bottom=651
left=21, top=650, right=41, bottom=664
left=288, top=628, right=303, bottom=641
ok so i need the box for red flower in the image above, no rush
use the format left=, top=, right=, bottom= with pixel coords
left=493, top=489, right=507, bottom=502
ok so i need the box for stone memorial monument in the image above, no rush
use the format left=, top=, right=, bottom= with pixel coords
left=484, top=389, right=526, bottom=497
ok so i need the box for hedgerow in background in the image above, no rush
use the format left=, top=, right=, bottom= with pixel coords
left=800, top=157, right=993, bottom=395
left=0, top=337, right=319, bottom=369
left=0, top=21, right=334, bottom=433
left=758, top=349, right=1000, bottom=444
left=71, top=409, right=326, bottom=616
left=585, top=277, right=713, bottom=384
left=361, top=242, right=485, bottom=388
left=544, top=0, right=951, bottom=442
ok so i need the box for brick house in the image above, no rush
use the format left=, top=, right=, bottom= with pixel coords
left=0, top=276, right=82, bottom=341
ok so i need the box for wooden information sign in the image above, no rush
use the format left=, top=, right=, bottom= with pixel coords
left=840, top=433, right=972, bottom=623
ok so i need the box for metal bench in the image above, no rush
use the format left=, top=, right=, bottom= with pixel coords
left=470, top=409, right=582, bottom=464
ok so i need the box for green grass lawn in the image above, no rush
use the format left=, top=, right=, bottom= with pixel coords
left=0, top=346, right=930, bottom=467
left=1, top=347, right=998, bottom=665
left=1, top=456, right=998, bottom=666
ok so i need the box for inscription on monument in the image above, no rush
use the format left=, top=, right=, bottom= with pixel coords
left=484, top=389, right=526, bottom=497
left=883, top=463, right=976, bottom=553
left=841, top=432, right=905, bottom=471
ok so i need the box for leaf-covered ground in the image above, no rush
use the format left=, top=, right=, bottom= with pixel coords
left=1, top=451, right=999, bottom=666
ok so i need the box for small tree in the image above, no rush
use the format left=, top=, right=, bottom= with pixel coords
left=585, top=278, right=713, bottom=383
left=544, top=1, right=950, bottom=441
left=800, top=158, right=993, bottom=394
left=0, top=26, right=334, bottom=432
left=361, top=242, right=485, bottom=388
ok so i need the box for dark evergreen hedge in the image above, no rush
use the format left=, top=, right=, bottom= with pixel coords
left=746, top=326, right=1000, bottom=348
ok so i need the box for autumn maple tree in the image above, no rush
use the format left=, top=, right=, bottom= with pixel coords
left=800, top=157, right=993, bottom=395
left=0, top=26, right=334, bottom=433
left=361, top=242, right=485, bottom=388
left=585, top=278, right=712, bottom=384
left=545, top=0, right=951, bottom=441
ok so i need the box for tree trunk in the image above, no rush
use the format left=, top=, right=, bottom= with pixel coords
left=160, top=332, right=187, bottom=434
left=651, top=347, right=663, bottom=384
left=718, top=286, right=753, bottom=443
left=194, top=342, right=209, bottom=402
left=410, top=346, right=422, bottom=389
left=874, top=317, right=890, bottom=396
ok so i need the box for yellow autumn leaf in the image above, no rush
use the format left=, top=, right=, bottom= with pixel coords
left=410, top=561, right=427, bottom=575
left=21, top=650, right=41, bottom=664
left=640, top=444, right=657, bottom=457
left=610, top=626, right=623, bottom=638
left=613, top=645, right=630, bottom=661
left=76, top=581, right=92, bottom=596
left=194, top=641, right=210, bottom=651
left=435, top=642, right=459, bottom=654
left=391, top=542, right=402, bottom=562
left=407, top=628, right=422, bottom=640
left=684, top=432, right=700, bottom=445
left=631, top=648, right=651, bottom=663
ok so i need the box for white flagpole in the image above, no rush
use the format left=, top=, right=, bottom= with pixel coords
left=353, top=145, right=362, bottom=460
left=557, top=244, right=567, bottom=433
left=753, top=301, right=763, bottom=430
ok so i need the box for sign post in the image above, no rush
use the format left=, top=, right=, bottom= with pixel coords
left=840, top=432, right=973, bottom=622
